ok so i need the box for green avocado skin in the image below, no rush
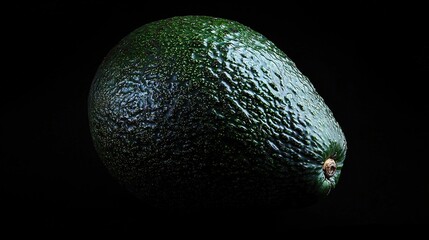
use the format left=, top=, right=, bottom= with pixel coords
left=88, top=16, right=347, bottom=208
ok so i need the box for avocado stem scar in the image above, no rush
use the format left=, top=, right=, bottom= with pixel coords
left=323, top=158, right=336, bottom=178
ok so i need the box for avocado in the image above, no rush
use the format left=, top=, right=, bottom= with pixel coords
left=88, top=16, right=347, bottom=208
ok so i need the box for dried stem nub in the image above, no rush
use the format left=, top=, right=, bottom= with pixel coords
left=323, top=158, right=336, bottom=178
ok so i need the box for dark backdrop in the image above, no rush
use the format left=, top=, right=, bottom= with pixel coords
left=3, top=1, right=427, bottom=232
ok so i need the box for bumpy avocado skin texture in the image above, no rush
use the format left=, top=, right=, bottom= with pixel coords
left=88, top=16, right=347, bottom=208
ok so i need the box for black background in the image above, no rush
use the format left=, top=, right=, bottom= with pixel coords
left=3, top=1, right=428, bottom=233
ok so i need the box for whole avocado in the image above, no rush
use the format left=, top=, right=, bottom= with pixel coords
left=88, top=16, right=347, bottom=208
